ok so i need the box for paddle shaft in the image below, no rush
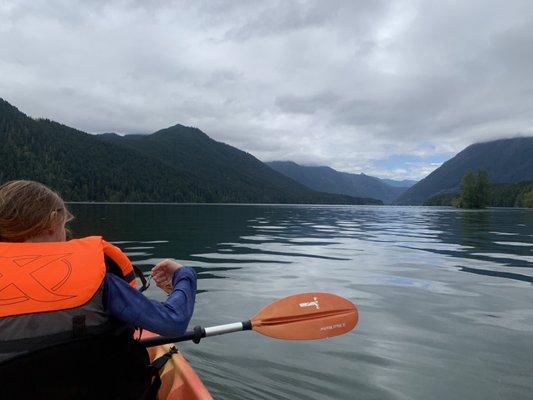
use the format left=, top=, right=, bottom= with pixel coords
left=141, top=320, right=253, bottom=347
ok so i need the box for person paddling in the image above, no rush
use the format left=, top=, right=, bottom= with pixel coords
left=0, top=180, right=197, bottom=399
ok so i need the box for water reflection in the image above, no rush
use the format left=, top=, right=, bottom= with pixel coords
left=68, top=204, right=533, bottom=400
left=460, top=266, right=533, bottom=284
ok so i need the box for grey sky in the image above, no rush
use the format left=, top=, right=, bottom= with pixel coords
left=1, top=0, right=532, bottom=180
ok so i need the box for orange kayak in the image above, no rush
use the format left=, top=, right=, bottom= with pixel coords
left=140, top=331, right=213, bottom=400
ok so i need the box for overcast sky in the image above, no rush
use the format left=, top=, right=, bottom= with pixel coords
left=1, top=0, right=532, bottom=180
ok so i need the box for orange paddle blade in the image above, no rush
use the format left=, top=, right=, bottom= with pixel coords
left=251, top=292, right=358, bottom=340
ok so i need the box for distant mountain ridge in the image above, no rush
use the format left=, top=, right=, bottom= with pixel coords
left=0, top=98, right=380, bottom=204
left=381, top=178, right=417, bottom=188
left=394, top=137, right=533, bottom=205
left=266, top=161, right=409, bottom=204
left=99, top=124, right=381, bottom=204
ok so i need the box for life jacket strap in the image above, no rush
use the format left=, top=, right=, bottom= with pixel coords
left=142, top=346, right=179, bottom=400
left=104, top=254, right=149, bottom=292
left=133, top=264, right=150, bottom=292
left=149, top=345, right=178, bottom=372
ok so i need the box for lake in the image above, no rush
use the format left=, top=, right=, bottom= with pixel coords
left=70, top=204, right=533, bottom=400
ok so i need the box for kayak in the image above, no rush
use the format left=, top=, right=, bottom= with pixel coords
left=136, top=292, right=358, bottom=399
left=140, top=330, right=213, bottom=400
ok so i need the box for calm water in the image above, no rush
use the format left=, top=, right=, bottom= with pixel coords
left=70, top=204, right=533, bottom=400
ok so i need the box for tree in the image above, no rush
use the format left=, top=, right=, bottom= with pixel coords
left=521, top=190, right=533, bottom=208
left=457, top=170, right=491, bottom=209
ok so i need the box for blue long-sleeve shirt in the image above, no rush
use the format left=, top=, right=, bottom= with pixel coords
left=103, top=266, right=197, bottom=336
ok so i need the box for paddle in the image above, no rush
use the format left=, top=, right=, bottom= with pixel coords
left=140, top=292, right=358, bottom=347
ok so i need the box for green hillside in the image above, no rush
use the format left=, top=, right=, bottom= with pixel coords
left=395, top=137, right=533, bottom=205
left=424, top=181, right=533, bottom=207
left=0, top=99, right=380, bottom=204
left=97, top=125, right=381, bottom=204
left=0, top=99, right=199, bottom=201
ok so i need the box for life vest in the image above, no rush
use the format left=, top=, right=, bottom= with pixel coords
left=0, top=236, right=139, bottom=361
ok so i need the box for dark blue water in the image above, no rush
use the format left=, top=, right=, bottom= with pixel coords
left=70, top=204, right=533, bottom=399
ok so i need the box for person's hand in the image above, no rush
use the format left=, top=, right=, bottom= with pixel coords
left=151, top=259, right=183, bottom=294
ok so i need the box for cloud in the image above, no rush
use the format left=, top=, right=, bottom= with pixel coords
left=1, top=0, right=533, bottom=180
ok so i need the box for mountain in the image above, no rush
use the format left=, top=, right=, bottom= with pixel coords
left=381, top=179, right=417, bottom=188
left=98, top=124, right=383, bottom=204
left=0, top=98, right=380, bottom=204
left=266, top=161, right=407, bottom=204
left=0, top=99, right=199, bottom=202
left=394, top=137, right=533, bottom=205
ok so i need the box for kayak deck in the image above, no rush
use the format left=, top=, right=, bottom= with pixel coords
left=140, top=331, right=213, bottom=400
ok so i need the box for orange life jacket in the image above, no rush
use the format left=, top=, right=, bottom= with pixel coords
left=0, top=236, right=136, bottom=318
left=0, top=237, right=154, bottom=397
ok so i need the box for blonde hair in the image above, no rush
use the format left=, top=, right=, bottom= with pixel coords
left=0, top=180, right=73, bottom=242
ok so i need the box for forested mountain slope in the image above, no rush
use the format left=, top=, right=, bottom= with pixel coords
left=394, top=137, right=533, bottom=205
left=0, top=98, right=380, bottom=204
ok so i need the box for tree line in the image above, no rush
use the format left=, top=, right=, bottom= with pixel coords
left=424, top=171, right=533, bottom=208
left=0, top=100, right=378, bottom=205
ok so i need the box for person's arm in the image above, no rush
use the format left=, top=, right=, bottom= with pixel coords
left=104, top=265, right=197, bottom=337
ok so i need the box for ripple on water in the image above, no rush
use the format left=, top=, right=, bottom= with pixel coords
left=470, top=252, right=533, bottom=263
left=250, top=225, right=287, bottom=230
left=493, top=241, right=533, bottom=247
left=70, top=204, right=533, bottom=400
left=451, top=309, right=533, bottom=332
left=123, top=251, right=151, bottom=257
